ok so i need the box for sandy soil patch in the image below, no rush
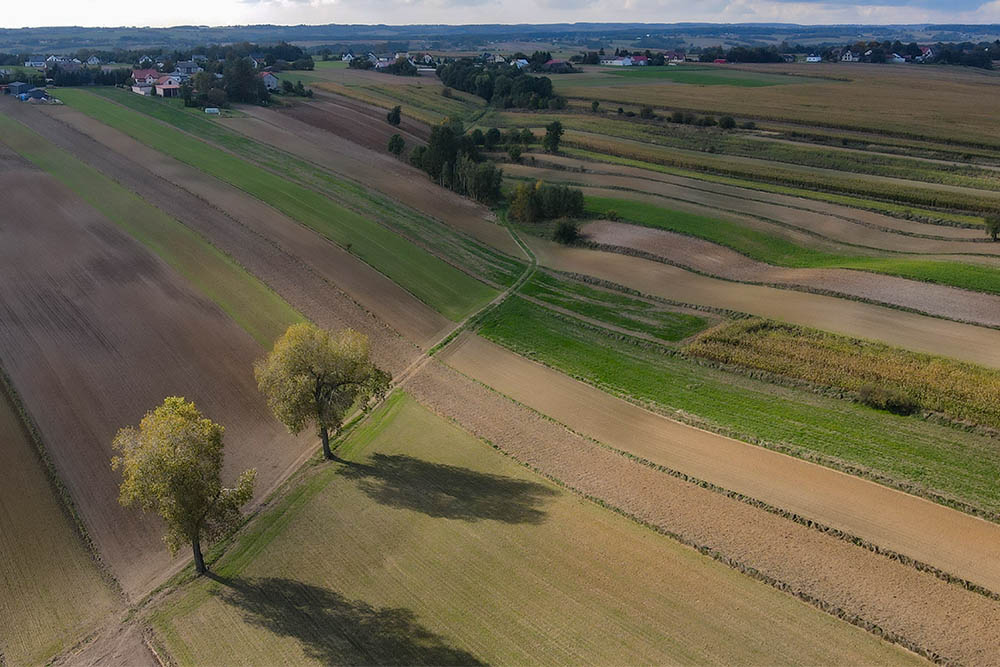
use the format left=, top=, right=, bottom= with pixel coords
left=526, top=236, right=1000, bottom=369
left=407, top=356, right=1000, bottom=665
left=582, top=219, right=1000, bottom=327
left=24, top=102, right=448, bottom=355
left=0, top=165, right=302, bottom=598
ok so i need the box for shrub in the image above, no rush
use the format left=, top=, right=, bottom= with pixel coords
left=857, top=384, right=920, bottom=415
left=470, top=128, right=485, bottom=145
left=670, top=110, right=685, bottom=123
left=386, top=105, right=401, bottom=126
left=507, top=144, right=522, bottom=162
left=739, top=120, right=757, bottom=130
left=521, top=128, right=535, bottom=144
left=605, top=209, right=620, bottom=221
left=719, top=115, right=736, bottom=129
left=553, top=221, right=580, bottom=245
left=441, top=86, right=453, bottom=98
left=985, top=214, right=1000, bottom=241
left=387, top=133, right=405, bottom=156
left=484, top=127, right=501, bottom=150
left=591, top=100, right=600, bottom=112
left=639, top=105, right=655, bottom=120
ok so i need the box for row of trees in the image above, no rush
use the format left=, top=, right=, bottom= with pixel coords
left=509, top=180, right=584, bottom=223
left=114, top=323, right=390, bottom=575
left=436, top=59, right=566, bottom=110
left=408, top=117, right=503, bottom=204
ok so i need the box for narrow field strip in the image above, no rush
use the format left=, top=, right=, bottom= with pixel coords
left=0, top=113, right=301, bottom=344
left=0, top=381, right=120, bottom=666
left=148, top=392, right=918, bottom=666
left=57, top=88, right=497, bottom=321
left=475, top=296, right=1000, bottom=518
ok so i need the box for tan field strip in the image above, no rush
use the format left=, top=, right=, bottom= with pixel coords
left=438, top=333, right=1000, bottom=595
left=27, top=103, right=449, bottom=352
left=0, top=164, right=303, bottom=598
left=0, top=388, right=119, bottom=665
left=509, top=161, right=992, bottom=252
left=582, top=220, right=1000, bottom=328
left=225, top=103, right=522, bottom=256
left=407, top=359, right=1000, bottom=665
left=530, top=152, right=985, bottom=239
left=526, top=236, right=1000, bottom=369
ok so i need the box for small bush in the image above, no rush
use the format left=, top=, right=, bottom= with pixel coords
left=553, top=220, right=580, bottom=245
left=507, top=144, right=522, bottom=162
left=739, top=120, right=756, bottom=130
left=719, top=115, right=736, bottom=129
left=639, top=105, right=655, bottom=120
left=441, top=87, right=453, bottom=98
left=605, top=209, right=620, bottom=221
left=857, top=384, right=920, bottom=416
left=625, top=111, right=636, bottom=117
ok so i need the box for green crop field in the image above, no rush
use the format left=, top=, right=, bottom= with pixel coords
left=583, top=194, right=1000, bottom=296
left=147, top=392, right=916, bottom=666
left=0, top=113, right=302, bottom=344
left=58, top=88, right=497, bottom=320
left=522, top=271, right=708, bottom=341
left=478, top=297, right=1000, bottom=518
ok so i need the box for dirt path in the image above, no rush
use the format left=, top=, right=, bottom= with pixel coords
left=0, top=164, right=302, bottom=599
left=407, top=357, right=1000, bottom=666
left=23, top=102, right=449, bottom=354
left=526, top=236, right=1000, bottom=369
left=221, top=104, right=521, bottom=257
left=509, top=163, right=996, bottom=256
left=581, top=220, right=1000, bottom=327
left=531, top=152, right=985, bottom=240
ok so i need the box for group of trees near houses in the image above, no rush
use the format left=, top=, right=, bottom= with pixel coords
left=435, top=59, right=567, bottom=110
left=181, top=56, right=271, bottom=108
left=698, top=45, right=787, bottom=63
left=114, top=322, right=390, bottom=575
left=408, top=117, right=503, bottom=204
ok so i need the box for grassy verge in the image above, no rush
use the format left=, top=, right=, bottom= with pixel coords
left=58, top=88, right=498, bottom=321
left=522, top=271, right=708, bottom=341
left=584, top=195, right=1000, bottom=295
left=688, top=318, right=1000, bottom=430
left=477, top=296, right=1000, bottom=518
left=147, top=392, right=913, bottom=666
left=563, top=147, right=985, bottom=226
left=0, top=113, right=302, bottom=344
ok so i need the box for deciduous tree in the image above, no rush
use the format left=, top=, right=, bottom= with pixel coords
left=987, top=214, right=1000, bottom=241
left=112, top=397, right=255, bottom=575
left=388, top=133, right=405, bottom=156
left=255, top=324, right=391, bottom=460
left=543, top=120, right=563, bottom=153
left=387, top=105, right=402, bottom=126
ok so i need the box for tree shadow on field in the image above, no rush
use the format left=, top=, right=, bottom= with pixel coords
left=209, top=575, right=483, bottom=666
left=339, top=453, right=557, bottom=524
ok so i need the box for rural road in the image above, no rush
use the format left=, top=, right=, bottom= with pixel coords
left=440, top=333, right=1000, bottom=595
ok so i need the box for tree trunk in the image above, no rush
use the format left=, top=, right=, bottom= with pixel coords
left=320, top=426, right=333, bottom=460
left=192, top=538, right=206, bottom=575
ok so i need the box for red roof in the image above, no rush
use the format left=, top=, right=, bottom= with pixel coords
left=713, top=58, right=728, bottom=64
left=545, top=59, right=567, bottom=65
left=132, top=68, right=159, bottom=80
left=632, top=56, right=649, bottom=62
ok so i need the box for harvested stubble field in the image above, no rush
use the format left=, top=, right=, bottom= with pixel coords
left=0, top=152, right=305, bottom=598
left=473, top=296, right=1000, bottom=520
left=578, top=219, right=1000, bottom=328
left=20, top=101, right=451, bottom=353
left=689, top=319, right=1000, bottom=431
left=57, top=88, right=497, bottom=322
left=0, top=386, right=120, bottom=665
left=555, top=63, right=1000, bottom=149
left=147, top=392, right=919, bottom=666
left=408, top=357, right=1000, bottom=666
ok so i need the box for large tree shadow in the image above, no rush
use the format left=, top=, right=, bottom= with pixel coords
left=339, top=453, right=557, bottom=524
left=210, top=575, right=483, bottom=665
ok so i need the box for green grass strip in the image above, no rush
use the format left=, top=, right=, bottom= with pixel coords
left=585, top=194, right=1000, bottom=296
left=58, top=88, right=497, bottom=321
left=478, top=296, right=1000, bottom=517
left=0, top=113, right=302, bottom=345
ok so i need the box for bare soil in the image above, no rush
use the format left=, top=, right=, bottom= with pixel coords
left=582, top=219, right=1000, bottom=327
left=526, top=235, right=1000, bottom=370
left=407, top=352, right=1000, bottom=666
left=22, top=102, right=446, bottom=357
left=284, top=95, right=429, bottom=151
left=0, top=162, right=303, bottom=598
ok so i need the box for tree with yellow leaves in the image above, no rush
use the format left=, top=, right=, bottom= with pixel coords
left=254, top=323, right=391, bottom=460
left=112, top=397, right=255, bottom=575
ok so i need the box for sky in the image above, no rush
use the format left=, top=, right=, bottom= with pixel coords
left=3, top=0, right=1000, bottom=30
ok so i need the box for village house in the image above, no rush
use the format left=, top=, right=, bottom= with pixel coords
left=841, top=50, right=861, bottom=62
left=664, top=51, right=685, bottom=62
left=7, top=81, right=31, bottom=96
left=86, top=56, right=102, bottom=65
left=888, top=53, right=906, bottom=64
left=918, top=46, right=935, bottom=62
left=24, top=55, right=46, bottom=68
left=154, top=75, right=182, bottom=97
left=806, top=54, right=822, bottom=63
left=514, top=58, right=529, bottom=69
left=131, top=68, right=160, bottom=85
left=601, top=56, right=632, bottom=66
left=248, top=53, right=266, bottom=69
left=138, top=55, right=153, bottom=65
left=341, top=52, right=355, bottom=62
left=259, top=71, right=279, bottom=90
left=631, top=55, right=649, bottom=66
left=175, top=60, right=202, bottom=75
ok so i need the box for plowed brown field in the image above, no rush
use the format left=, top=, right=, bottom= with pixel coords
left=0, top=160, right=303, bottom=598
left=406, top=358, right=1000, bottom=665
left=582, top=220, right=1000, bottom=327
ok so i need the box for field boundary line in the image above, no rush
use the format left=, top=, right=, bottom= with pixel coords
left=411, top=360, right=948, bottom=665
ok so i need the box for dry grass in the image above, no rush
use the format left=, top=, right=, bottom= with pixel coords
left=148, top=393, right=918, bottom=666
left=688, top=318, right=1000, bottom=430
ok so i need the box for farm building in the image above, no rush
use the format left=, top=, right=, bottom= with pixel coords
left=27, top=87, right=47, bottom=99
left=631, top=55, right=649, bottom=66
left=7, top=81, right=31, bottom=96
left=601, top=56, right=632, bottom=66
left=259, top=71, right=280, bottom=90
left=806, top=55, right=822, bottom=63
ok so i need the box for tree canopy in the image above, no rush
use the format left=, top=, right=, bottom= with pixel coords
left=254, top=324, right=391, bottom=460
left=112, top=397, right=256, bottom=574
